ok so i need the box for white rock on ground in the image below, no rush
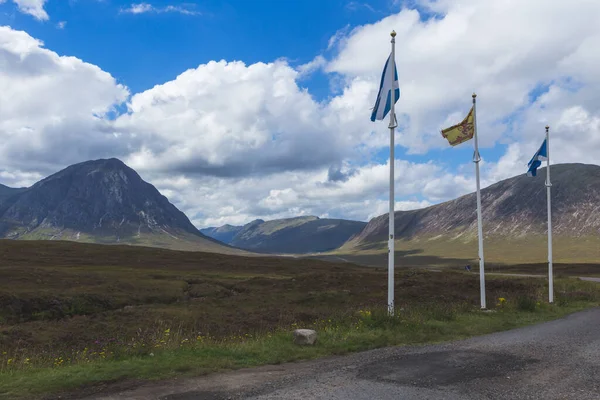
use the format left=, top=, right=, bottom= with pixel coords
left=293, top=329, right=318, bottom=345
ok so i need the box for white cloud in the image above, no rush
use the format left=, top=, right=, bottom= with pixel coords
left=1, top=0, right=49, bottom=20
left=163, top=5, right=200, bottom=15
left=297, top=55, right=326, bottom=77
left=56, top=21, right=66, bottom=29
left=123, top=3, right=152, bottom=14
left=121, top=3, right=201, bottom=15
left=346, top=2, right=377, bottom=13
left=0, top=27, right=130, bottom=173
left=15, top=0, right=48, bottom=21
left=115, top=60, right=349, bottom=177
left=0, top=168, right=43, bottom=188
left=327, top=25, right=350, bottom=51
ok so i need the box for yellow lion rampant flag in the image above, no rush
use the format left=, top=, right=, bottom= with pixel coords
left=441, top=106, right=475, bottom=146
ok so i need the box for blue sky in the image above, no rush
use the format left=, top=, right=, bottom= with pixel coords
left=0, top=0, right=597, bottom=226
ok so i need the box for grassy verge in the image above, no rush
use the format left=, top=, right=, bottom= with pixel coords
left=1, top=277, right=599, bottom=400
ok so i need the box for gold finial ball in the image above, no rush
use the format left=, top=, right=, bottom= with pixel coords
left=472, top=93, right=477, bottom=98
left=545, top=125, right=550, bottom=130
left=390, top=30, right=396, bottom=37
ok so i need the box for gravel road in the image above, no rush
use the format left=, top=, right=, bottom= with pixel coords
left=88, top=308, right=600, bottom=400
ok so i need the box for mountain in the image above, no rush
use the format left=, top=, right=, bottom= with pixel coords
left=200, top=224, right=244, bottom=244
left=204, top=216, right=367, bottom=254
left=0, top=158, right=243, bottom=254
left=0, top=183, right=27, bottom=212
left=0, top=183, right=26, bottom=199
left=342, top=163, right=600, bottom=264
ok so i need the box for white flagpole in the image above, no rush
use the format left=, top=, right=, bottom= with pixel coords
left=472, top=93, right=486, bottom=309
left=388, top=30, right=397, bottom=316
left=545, top=125, right=553, bottom=303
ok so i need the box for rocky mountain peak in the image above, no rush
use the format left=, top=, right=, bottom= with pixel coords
left=0, top=158, right=202, bottom=240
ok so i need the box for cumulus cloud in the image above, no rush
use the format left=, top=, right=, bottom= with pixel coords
left=1, top=0, right=49, bottom=20
left=327, top=25, right=350, bottom=51
left=0, top=27, right=130, bottom=173
left=327, top=162, right=356, bottom=182
left=297, top=55, right=326, bottom=77
left=115, top=60, right=349, bottom=177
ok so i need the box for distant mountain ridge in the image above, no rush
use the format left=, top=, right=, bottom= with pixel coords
left=200, top=224, right=244, bottom=244
left=0, top=158, right=242, bottom=254
left=343, top=163, right=600, bottom=252
left=202, top=216, right=367, bottom=254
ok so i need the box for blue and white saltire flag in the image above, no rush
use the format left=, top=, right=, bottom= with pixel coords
left=527, top=138, right=548, bottom=177
left=370, top=53, right=400, bottom=122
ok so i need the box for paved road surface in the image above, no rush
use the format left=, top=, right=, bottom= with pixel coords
left=88, top=308, right=600, bottom=400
